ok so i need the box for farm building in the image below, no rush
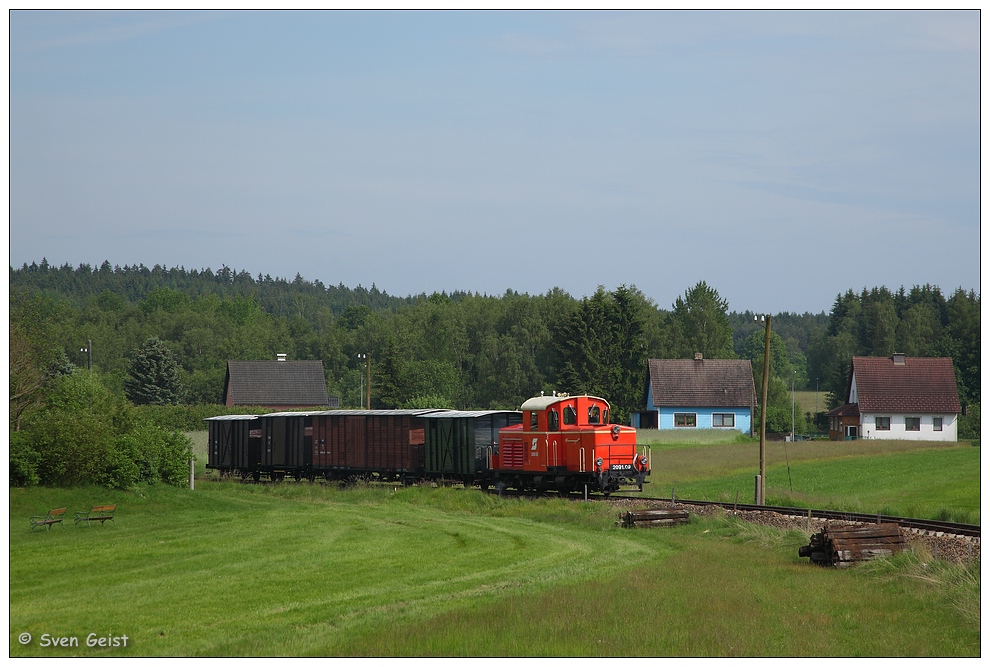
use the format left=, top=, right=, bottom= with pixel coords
left=631, top=355, right=756, bottom=434
left=222, top=357, right=333, bottom=410
left=825, top=354, right=960, bottom=441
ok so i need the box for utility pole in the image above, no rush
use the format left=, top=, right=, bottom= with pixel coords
left=791, top=371, right=797, bottom=442
left=357, top=353, right=371, bottom=409
left=81, top=339, right=92, bottom=371
left=365, top=353, right=371, bottom=410
left=757, top=314, right=771, bottom=505
left=357, top=353, right=366, bottom=408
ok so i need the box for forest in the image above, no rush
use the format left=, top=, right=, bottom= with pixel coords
left=10, top=260, right=980, bottom=433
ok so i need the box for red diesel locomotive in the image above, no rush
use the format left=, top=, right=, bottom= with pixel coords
left=491, top=394, right=650, bottom=496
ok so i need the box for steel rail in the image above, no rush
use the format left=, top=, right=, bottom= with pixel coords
left=608, top=496, right=981, bottom=538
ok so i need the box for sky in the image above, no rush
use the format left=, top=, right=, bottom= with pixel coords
left=8, top=10, right=982, bottom=314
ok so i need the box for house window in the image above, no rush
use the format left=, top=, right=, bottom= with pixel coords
left=875, top=417, right=890, bottom=430
left=933, top=417, right=943, bottom=432
left=712, top=413, right=734, bottom=428
left=905, top=417, right=920, bottom=431
left=563, top=406, right=576, bottom=425
left=674, top=413, right=697, bottom=428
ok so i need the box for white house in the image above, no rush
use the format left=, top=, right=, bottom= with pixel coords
left=826, top=354, right=960, bottom=442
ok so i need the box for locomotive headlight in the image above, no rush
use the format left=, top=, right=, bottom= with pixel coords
left=595, top=457, right=603, bottom=467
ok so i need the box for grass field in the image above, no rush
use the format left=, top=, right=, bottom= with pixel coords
left=9, top=481, right=979, bottom=657
left=9, top=431, right=980, bottom=656
left=638, top=435, right=980, bottom=523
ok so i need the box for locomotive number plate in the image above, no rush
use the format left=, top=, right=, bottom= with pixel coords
left=610, top=464, right=633, bottom=471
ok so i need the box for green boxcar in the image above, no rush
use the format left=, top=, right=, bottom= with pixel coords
left=423, top=410, right=522, bottom=485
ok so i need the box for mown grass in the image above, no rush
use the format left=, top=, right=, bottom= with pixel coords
left=642, top=439, right=979, bottom=523
left=9, top=482, right=978, bottom=657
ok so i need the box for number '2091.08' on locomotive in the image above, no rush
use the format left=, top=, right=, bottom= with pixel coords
left=490, top=394, right=650, bottom=496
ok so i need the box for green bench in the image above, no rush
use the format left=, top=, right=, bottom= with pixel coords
left=74, top=504, right=117, bottom=527
left=30, top=507, right=67, bottom=532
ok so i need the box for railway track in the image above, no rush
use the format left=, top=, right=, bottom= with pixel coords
left=608, top=495, right=981, bottom=538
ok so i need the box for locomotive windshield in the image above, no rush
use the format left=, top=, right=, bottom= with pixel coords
left=588, top=406, right=600, bottom=424
left=548, top=409, right=559, bottom=431
left=563, top=406, right=576, bottom=425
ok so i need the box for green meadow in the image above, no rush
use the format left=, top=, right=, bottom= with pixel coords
left=8, top=432, right=980, bottom=657
left=639, top=431, right=980, bottom=522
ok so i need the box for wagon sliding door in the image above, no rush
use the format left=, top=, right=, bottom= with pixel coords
left=263, top=417, right=287, bottom=468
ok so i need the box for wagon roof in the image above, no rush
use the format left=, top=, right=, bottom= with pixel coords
left=421, top=410, right=522, bottom=419
left=306, top=409, right=442, bottom=417
left=203, top=414, right=261, bottom=421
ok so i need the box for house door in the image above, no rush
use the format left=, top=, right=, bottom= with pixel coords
left=844, top=425, right=858, bottom=440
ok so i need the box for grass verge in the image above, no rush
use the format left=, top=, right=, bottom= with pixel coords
left=9, top=482, right=979, bottom=656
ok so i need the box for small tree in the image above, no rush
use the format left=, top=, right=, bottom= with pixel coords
left=670, top=281, right=734, bottom=359
left=124, top=338, right=184, bottom=405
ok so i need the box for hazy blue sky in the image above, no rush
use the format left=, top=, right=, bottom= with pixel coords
left=9, top=10, right=980, bottom=313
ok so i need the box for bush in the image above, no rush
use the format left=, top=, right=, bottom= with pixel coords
left=19, top=371, right=194, bottom=489
left=9, top=431, right=40, bottom=487
left=958, top=402, right=980, bottom=440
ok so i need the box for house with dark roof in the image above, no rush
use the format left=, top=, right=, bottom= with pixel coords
left=825, top=354, right=960, bottom=441
left=223, top=358, right=331, bottom=410
left=633, top=355, right=756, bottom=434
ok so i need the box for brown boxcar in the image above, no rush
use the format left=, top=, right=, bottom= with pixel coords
left=310, top=409, right=435, bottom=482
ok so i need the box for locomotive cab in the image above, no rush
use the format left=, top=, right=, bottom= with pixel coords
left=494, top=394, right=650, bottom=495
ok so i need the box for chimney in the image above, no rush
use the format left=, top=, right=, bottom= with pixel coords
left=892, top=353, right=906, bottom=365
left=694, top=353, right=703, bottom=361
left=277, top=353, right=287, bottom=362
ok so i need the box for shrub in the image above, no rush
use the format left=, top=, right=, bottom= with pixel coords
left=958, top=402, right=980, bottom=440
left=19, top=371, right=194, bottom=489
left=9, top=431, right=40, bottom=487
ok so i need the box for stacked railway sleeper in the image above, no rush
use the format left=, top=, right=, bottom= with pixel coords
left=605, top=497, right=980, bottom=566
left=798, top=523, right=909, bottom=567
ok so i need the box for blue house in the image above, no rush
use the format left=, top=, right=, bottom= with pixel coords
left=631, top=355, right=756, bottom=434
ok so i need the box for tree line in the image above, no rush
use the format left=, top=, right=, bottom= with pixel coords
left=11, top=262, right=979, bottom=435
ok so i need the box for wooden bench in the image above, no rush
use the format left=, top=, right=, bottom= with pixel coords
left=30, top=508, right=67, bottom=532
left=74, top=504, right=117, bottom=527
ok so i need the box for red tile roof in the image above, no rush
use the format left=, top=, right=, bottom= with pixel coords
left=648, top=358, right=755, bottom=408
left=851, top=356, right=960, bottom=414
